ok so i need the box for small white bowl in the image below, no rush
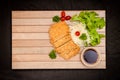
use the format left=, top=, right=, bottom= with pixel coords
left=80, top=47, right=101, bottom=67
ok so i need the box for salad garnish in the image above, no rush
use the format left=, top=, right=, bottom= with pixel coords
left=52, top=11, right=71, bottom=22
left=49, top=50, right=57, bottom=59
left=79, top=33, right=87, bottom=40
left=71, top=11, right=105, bottom=46
left=52, top=15, right=60, bottom=22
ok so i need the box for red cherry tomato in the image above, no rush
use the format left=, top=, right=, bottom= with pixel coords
left=61, top=11, right=66, bottom=17
left=75, top=31, right=80, bottom=36
left=65, top=16, right=71, bottom=20
left=60, top=16, right=66, bottom=21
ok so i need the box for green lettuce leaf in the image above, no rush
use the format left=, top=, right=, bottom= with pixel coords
left=71, top=11, right=105, bottom=46
left=79, top=33, right=87, bottom=40
left=49, top=50, right=56, bottom=59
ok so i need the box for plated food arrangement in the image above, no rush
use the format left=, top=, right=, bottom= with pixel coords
left=12, top=11, right=106, bottom=69
left=49, top=11, right=105, bottom=66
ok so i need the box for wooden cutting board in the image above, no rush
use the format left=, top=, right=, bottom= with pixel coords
left=12, top=11, right=106, bottom=69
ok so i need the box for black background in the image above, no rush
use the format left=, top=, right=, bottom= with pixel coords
left=0, top=0, right=120, bottom=80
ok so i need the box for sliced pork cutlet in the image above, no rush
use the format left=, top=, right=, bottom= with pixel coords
left=59, top=47, right=80, bottom=60
left=49, top=21, right=69, bottom=44
left=55, top=40, right=79, bottom=54
left=49, top=21, right=80, bottom=59
left=56, top=40, right=80, bottom=60
left=52, top=34, right=71, bottom=48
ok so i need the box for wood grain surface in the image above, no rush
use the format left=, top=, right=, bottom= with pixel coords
left=12, top=11, right=106, bottom=69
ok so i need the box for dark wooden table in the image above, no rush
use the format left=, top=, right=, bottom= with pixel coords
left=0, top=0, right=120, bottom=80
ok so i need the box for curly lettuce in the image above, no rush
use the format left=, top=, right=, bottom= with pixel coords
left=71, top=11, right=105, bottom=46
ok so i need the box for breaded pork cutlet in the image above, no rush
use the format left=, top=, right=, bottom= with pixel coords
left=55, top=40, right=78, bottom=54
left=59, top=47, right=80, bottom=59
left=49, top=21, right=80, bottom=60
left=52, top=34, right=71, bottom=48
left=49, top=21, right=69, bottom=44
left=56, top=40, right=80, bottom=60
